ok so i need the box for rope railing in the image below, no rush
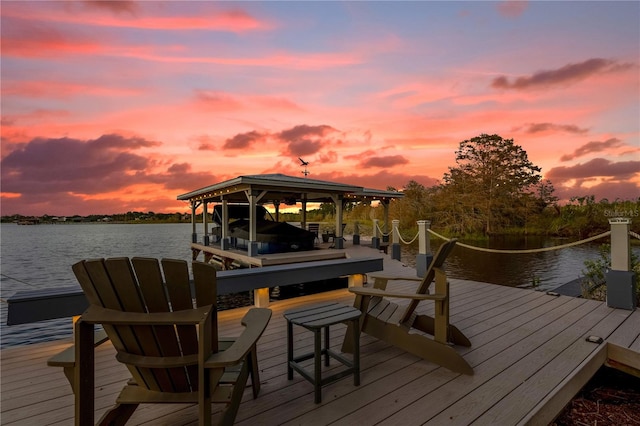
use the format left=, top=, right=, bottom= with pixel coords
left=630, top=231, right=640, bottom=240
left=374, top=222, right=391, bottom=238
left=375, top=222, right=420, bottom=244
left=426, top=229, right=612, bottom=254
left=397, top=231, right=420, bottom=245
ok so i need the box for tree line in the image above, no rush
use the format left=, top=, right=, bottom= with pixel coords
left=385, top=134, right=638, bottom=238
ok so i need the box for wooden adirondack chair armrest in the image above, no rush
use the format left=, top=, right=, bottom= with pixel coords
left=369, top=273, right=422, bottom=283
left=80, top=304, right=213, bottom=326
left=47, top=329, right=110, bottom=368
left=205, top=308, right=272, bottom=368
left=349, top=287, right=446, bottom=301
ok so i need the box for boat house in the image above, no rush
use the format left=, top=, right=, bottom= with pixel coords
left=177, top=173, right=403, bottom=258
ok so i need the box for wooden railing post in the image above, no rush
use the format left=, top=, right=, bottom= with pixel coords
left=221, top=200, right=230, bottom=250
left=203, top=201, right=210, bottom=246
left=191, top=201, right=198, bottom=243
left=391, top=219, right=401, bottom=261
left=372, top=219, right=380, bottom=249
left=416, top=220, right=433, bottom=277
left=606, top=218, right=636, bottom=310
left=353, top=221, right=360, bottom=245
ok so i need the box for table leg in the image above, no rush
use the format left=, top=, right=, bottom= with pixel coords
left=314, top=329, right=322, bottom=403
left=287, top=320, right=293, bottom=380
left=324, top=325, right=330, bottom=366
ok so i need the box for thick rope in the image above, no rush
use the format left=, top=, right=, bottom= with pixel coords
left=375, top=222, right=418, bottom=244
left=427, top=229, right=612, bottom=254
left=375, top=222, right=391, bottom=237
left=630, top=231, right=640, bottom=240
left=398, top=231, right=420, bottom=245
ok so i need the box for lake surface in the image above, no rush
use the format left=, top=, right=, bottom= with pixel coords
left=403, top=234, right=627, bottom=290
left=0, top=223, right=196, bottom=348
left=1, top=223, right=635, bottom=348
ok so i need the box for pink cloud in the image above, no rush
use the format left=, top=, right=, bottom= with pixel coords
left=285, top=139, right=323, bottom=157
left=318, top=151, right=339, bottom=164
left=109, top=50, right=361, bottom=69
left=560, top=138, right=626, bottom=161
left=492, top=58, right=633, bottom=90
left=1, top=134, right=159, bottom=195
left=1, top=19, right=104, bottom=58
left=317, top=170, right=440, bottom=193
left=2, top=80, right=144, bottom=99
left=81, top=1, right=138, bottom=15
left=2, top=5, right=359, bottom=70
left=0, top=136, right=219, bottom=215
left=277, top=125, right=337, bottom=142
left=496, top=1, right=528, bottom=18
left=554, top=180, right=640, bottom=203
left=360, top=155, right=410, bottom=169
left=275, top=125, right=342, bottom=159
left=546, top=158, right=640, bottom=180
left=193, top=91, right=302, bottom=113
left=96, top=9, right=272, bottom=32
left=222, top=131, right=269, bottom=150
left=344, top=150, right=377, bottom=161
left=3, top=2, right=272, bottom=32
left=194, top=91, right=244, bottom=111
left=517, top=123, right=589, bottom=135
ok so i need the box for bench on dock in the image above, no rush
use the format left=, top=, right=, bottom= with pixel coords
left=6, top=256, right=383, bottom=325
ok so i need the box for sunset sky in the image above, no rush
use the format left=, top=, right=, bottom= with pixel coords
left=1, top=1, right=638, bottom=216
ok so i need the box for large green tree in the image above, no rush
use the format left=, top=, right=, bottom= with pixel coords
left=442, top=134, right=543, bottom=234
left=389, top=180, right=431, bottom=231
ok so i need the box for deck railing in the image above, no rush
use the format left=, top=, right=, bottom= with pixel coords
left=3, top=218, right=637, bottom=329
left=385, top=218, right=637, bottom=311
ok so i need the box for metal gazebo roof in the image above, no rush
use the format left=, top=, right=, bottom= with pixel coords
left=176, top=173, right=403, bottom=204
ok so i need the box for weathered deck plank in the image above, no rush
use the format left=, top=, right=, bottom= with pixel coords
left=2, top=256, right=638, bottom=425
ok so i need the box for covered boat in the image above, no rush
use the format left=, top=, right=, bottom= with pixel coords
left=212, top=204, right=316, bottom=254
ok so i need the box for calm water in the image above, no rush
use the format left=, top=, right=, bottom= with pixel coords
left=1, top=223, right=636, bottom=348
left=403, top=235, right=632, bottom=290
left=1, top=223, right=195, bottom=348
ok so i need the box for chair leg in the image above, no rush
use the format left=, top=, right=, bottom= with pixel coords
left=220, top=361, right=251, bottom=426
left=341, top=295, right=367, bottom=354
left=98, top=404, right=139, bottom=426
left=248, top=345, right=261, bottom=398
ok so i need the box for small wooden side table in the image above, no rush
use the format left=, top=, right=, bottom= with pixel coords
left=284, top=302, right=361, bottom=403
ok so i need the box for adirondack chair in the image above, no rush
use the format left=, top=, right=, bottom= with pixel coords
left=47, top=257, right=272, bottom=426
left=307, top=223, right=320, bottom=245
left=342, top=239, right=473, bottom=375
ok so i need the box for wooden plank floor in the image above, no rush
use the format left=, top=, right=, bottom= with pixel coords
left=2, top=246, right=638, bottom=425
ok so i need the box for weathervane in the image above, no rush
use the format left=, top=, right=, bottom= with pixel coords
left=299, top=157, right=310, bottom=177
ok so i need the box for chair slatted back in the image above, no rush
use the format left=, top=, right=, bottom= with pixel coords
left=399, top=239, right=457, bottom=324
left=307, top=223, right=320, bottom=236
left=72, top=257, right=218, bottom=393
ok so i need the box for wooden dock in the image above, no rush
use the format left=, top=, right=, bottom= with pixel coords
left=2, top=246, right=639, bottom=425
